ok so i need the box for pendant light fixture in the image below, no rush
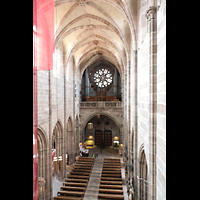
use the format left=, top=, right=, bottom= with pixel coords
left=88, top=122, right=93, bottom=129
left=97, top=114, right=100, bottom=118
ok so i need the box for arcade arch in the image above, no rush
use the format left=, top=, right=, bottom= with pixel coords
left=81, top=113, right=121, bottom=146
left=38, top=126, right=48, bottom=199
left=138, top=146, right=148, bottom=200
left=66, top=117, right=74, bottom=164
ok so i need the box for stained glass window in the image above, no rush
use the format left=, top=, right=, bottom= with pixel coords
left=94, top=69, right=112, bottom=87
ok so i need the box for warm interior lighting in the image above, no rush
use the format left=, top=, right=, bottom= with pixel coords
left=88, top=135, right=94, bottom=140
left=113, top=136, right=119, bottom=141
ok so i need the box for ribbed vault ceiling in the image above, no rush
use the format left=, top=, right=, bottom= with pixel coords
left=54, top=0, right=137, bottom=76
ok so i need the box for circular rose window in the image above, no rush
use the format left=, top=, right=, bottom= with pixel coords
left=93, top=69, right=112, bottom=88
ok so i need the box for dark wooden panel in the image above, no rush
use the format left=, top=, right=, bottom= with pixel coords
left=95, top=130, right=102, bottom=145
left=104, top=130, right=112, bottom=146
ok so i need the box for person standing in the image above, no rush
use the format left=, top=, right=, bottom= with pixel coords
left=95, top=152, right=98, bottom=158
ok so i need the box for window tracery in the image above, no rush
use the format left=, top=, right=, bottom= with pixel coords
left=94, top=68, right=112, bottom=88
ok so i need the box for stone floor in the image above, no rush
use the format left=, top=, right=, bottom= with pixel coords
left=52, top=145, right=128, bottom=200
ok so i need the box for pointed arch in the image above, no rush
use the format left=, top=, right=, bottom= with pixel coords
left=67, top=116, right=73, bottom=132
left=138, top=144, right=148, bottom=200
left=37, top=125, right=48, bottom=199
left=81, top=110, right=121, bottom=134
left=52, top=119, right=64, bottom=158
left=66, top=116, right=74, bottom=164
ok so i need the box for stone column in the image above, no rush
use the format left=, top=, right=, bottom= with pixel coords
left=132, top=50, right=138, bottom=200
left=75, top=124, right=79, bottom=155
left=127, top=63, right=131, bottom=180
left=146, top=6, right=157, bottom=200
left=85, top=69, right=90, bottom=97
left=63, top=74, right=67, bottom=178
left=49, top=70, right=53, bottom=199
left=113, top=68, right=117, bottom=96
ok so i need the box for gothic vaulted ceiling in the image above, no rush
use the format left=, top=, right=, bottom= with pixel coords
left=54, top=0, right=137, bottom=76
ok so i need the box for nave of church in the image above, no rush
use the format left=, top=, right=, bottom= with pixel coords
left=33, top=0, right=166, bottom=199
left=52, top=146, right=129, bottom=200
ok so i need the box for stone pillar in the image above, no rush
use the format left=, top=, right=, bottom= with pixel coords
left=75, top=124, right=79, bottom=155
left=44, top=148, right=49, bottom=199
left=113, top=68, right=117, bottom=96
left=68, top=130, right=74, bottom=164
left=127, top=63, right=131, bottom=180
left=63, top=74, right=67, bottom=178
left=132, top=50, right=138, bottom=200
left=60, top=136, right=65, bottom=179
left=85, top=69, right=90, bottom=97
left=49, top=70, right=53, bottom=200
left=146, top=6, right=157, bottom=200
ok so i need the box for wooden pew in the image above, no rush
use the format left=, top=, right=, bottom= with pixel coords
left=102, top=168, right=121, bottom=171
left=54, top=196, right=83, bottom=200
left=100, top=181, right=123, bottom=185
left=102, top=166, right=121, bottom=169
left=103, top=164, right=121, bottom=167
left=76, top=161, right=94, bottom=164
left=67, top=175, right=89, bottom=180
left=98, top=159, right=124, bottom=200
left=103, top=162, right=121, bottom=165
left=64, top=178, right=88, bottom=183
left=57, top=191, right=84, bottom=197
left=101, top=173, right=121, bottom=178
left=103, top=160, right=120, bottom=163
left=60, top=186, right=86, bottom=192
left=99, top=184, right=123, bottom=190
left=73, top=166, right=92, bottom=170
left=101, top=177, right=122, bottom=181
left=54, top=157, right=94, bottom=200
left=63, top=182, right=87, bottom=187
left=70, top=172, right=90, bottom=176
left=99, top=188, right=123, bottom=194
left=104, top=158, right=120, bottom=161
left=75, top=163, right=93, bottom=167
left=98, top=193, right=124, bottom=199
left=71, top=169, right=91, bottom=173
left=103, top=159, right=120, bottom=163
left=102, top=171, right=121, bottom=174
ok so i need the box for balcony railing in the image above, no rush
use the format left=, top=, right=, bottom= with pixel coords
left=80, top=101, right=122, bottom=108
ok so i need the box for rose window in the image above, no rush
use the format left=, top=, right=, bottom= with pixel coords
left=94, top=69, right=112, bottom=87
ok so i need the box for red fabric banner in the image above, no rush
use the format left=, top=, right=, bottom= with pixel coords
left=33, top=0, right=54, bottom=199
left=34, top=0, right=54, bottom=71
left=33, top=0, right=38, bottom=199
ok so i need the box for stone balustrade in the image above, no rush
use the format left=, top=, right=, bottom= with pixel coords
left=80, top=101, right=122, bottom=108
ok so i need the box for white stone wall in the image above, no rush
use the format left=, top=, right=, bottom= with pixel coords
left=37, top=41, right=76, bottom=198
left=128, top=1, right=166, bottom=199
left=156, top=0, right=166, bottom=199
